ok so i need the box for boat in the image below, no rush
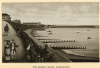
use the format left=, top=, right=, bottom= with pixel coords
left=77, top=31, right=80, bottom=33
left=47, top=30, right=52, bottom=32
left=48, top=33, right=53, bottom=35
left=87, top=29, right=90, bottom=31
left=87, top=37, right=92, bottom=39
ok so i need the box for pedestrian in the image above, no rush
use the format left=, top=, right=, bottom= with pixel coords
left=4, top=40, right=11, bottom=61
left=4, top=24, right=9, bottom=36
left=17, top=25, right=22, bottom=36
left=45, top=43, right=48, bottom=50
left=26, top=42, right=33, bottom=62
left=26, top=42, right=33, bottom=51
left=11, top=39, right=17, bottom=51
left=19, top=26, right=22, bottom=36
left=10, top=39, right=17, bottom=60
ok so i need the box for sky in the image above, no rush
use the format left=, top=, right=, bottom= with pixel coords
left=2, top=2, right=99, bottom=25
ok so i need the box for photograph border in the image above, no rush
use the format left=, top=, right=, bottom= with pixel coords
left=0, top=0, right=100, bottom=68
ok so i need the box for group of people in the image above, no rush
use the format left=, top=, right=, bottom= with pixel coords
left=4, top=39, right=19, bottom=61
left=4, top=23, right=21, bottom=61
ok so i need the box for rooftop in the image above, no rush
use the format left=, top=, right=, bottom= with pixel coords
left=2, top=13, right=10, bottom=16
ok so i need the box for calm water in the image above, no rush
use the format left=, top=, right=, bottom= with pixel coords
left=34, top=28, right=99, bottom=58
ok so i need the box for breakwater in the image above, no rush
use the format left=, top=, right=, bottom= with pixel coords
left=37, top=38, right=61, bottom=40
left=36, top=38, right=76, bottom=43
left=40, top=40, right=76, bottom=43
left=50, top=46, right=86, bottom=49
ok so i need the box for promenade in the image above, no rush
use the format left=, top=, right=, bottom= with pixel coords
left=2, top=21, right=25, bottom=62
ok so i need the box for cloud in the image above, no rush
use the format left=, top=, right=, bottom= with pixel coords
left=2, top=2, right=99, bottom=25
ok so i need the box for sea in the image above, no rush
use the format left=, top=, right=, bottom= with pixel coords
left=34, top=28, right=99, bottom=58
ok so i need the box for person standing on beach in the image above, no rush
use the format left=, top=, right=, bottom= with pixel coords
left=4, top=24, right=9, bottom=36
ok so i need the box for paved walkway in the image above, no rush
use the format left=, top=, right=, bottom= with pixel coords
left=2, top=21, right=25, bottom=62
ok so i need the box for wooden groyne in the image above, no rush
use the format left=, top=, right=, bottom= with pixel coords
left=50, top=46, right=86, bottom=49
left=40, top=40, right=76, bottom=43
left=37, top=38, right=61, bottom=40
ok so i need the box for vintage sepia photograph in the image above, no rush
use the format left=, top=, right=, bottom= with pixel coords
left=2, top=2, right=99, bottom=63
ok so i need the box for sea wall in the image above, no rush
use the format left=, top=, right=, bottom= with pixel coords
left=20, top=31, right=51, bottom=62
